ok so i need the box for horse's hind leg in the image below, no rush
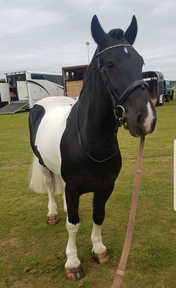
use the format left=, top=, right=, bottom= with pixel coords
left=40, top=166, right=59, bottom=225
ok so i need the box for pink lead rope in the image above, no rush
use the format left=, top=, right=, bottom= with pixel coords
left=111, top=136, right=145, bottom=288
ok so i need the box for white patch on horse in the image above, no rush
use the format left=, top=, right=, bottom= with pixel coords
left=124, top=47, right=128, bottom=54
left=34, top=97, right=76, bottom=174
left=65, top=218, right=81, bottom=269
left=91, top=222, right=107, bottom=254
left=144, top=102, right=155, bottom=133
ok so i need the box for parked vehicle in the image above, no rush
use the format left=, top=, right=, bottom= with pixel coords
left=164, top=80, right=174, bottom=101
left=142, top=71, right=165, bottom=106
left=62, top=65, right=88, bottom=98
left=0, top=70, right=63, bottom=114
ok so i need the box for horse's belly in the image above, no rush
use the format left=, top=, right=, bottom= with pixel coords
left=34, top=97, right=75, bottom=174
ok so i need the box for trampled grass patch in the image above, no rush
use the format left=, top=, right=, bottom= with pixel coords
left=0, top=98, right=176, bottom=288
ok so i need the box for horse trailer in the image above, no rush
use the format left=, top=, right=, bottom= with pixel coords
left=142, top=71, right=165, bottom=106
left=0, top=70, right=64, bottom=114
left=62, top=65, right=88, bottom=98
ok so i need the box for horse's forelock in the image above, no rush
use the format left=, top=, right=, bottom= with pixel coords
left=108, top=29, right=124, bottom=40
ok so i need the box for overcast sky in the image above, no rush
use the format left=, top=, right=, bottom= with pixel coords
left=0, top=0, right=175, bottom=79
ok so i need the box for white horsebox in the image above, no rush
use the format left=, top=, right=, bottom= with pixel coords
left=0, top=70, right=64, bottom=114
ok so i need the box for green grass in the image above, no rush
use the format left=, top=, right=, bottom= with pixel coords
left=0, top=98, right=176, bottom=288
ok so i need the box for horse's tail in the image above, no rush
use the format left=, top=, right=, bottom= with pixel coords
left=29, top=154, right=47, bottom=193
left=29, top=154, right=64, bottom=195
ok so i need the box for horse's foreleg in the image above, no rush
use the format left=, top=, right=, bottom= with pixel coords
left=40, top=166, right=59, bottom=225
left=91, top=182, right=114, bottom=263
left=64, top=186, right=84, bottom=281
left=65, top=218, right=84, bottom=281
left=91, top=222, right=109, bottom=263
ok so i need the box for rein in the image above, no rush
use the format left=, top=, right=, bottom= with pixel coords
left=96, top=44, right=149, bottom=126
left=111, top=136, right=145, bottom=288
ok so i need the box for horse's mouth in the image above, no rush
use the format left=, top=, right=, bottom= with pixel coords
left=124, top=105, right=157, bottom=137
left=127, top=124, right=156, bottom=137
left=124, top=116, right=157, bottom=137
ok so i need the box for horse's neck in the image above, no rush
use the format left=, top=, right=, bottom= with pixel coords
left=78, top=90, right=118, bottom=156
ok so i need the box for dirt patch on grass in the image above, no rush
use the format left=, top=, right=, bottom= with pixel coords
left=154, top=156, right=172, bottom=162
left=0, top=275, right=59, bottom=288
left=0, top=237, right=20, bottom=248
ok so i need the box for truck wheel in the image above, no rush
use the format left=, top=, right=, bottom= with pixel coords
left=165, top=95, right=170, bottom=102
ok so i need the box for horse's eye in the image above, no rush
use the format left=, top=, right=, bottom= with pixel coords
left=106, top=62, right=114, bottom=70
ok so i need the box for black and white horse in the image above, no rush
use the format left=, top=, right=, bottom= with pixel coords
left=29, top=15, right=156, bottom=281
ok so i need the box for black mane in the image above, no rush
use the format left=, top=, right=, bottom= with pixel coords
left=109, top=28, right=124, bottom=40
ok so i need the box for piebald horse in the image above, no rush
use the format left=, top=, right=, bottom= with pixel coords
left=29, top=15, right=156, bottom=281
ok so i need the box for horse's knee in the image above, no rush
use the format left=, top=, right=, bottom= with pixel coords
left=66, top=218, right=80, bottom=233
left=65, top=190, right=80, bottom=225
left=93, top=209, right=105, bottom=226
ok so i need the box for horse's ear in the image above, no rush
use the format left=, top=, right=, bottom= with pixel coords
left=91, top=15, right=106, bottom=46
left=124, top=15, right=138, bottom=45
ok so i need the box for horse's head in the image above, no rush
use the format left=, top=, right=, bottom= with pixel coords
left=91, top=15, right=157, bottom=137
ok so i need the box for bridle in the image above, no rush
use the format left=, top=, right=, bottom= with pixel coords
left=76, top=43, right=148, bottom=163
left=96, top=44, right=149, bottom=127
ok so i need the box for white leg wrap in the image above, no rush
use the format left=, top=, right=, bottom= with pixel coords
left=91, top=222, right=106, bottom=254
left=65, top=218, right=81, bottom=269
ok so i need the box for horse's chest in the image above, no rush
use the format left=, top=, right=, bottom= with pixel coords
left=82, top=170, right=118, bottom=191
left=62, top=149, right=121, bottom=193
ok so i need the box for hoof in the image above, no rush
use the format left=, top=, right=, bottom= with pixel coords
left=65, top=265, right=84, bottom=281
left=92, top=249, right=109, bottom=264
left=47, top=214, right=59, bottom=225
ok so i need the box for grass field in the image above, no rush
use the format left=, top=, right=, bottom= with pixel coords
left=0, top=97, right=176, bottom=288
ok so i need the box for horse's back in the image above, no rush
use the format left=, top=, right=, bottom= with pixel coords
left=33, top=96, right=76, bottom=111
left=29, top=96, right=76, bottom=173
